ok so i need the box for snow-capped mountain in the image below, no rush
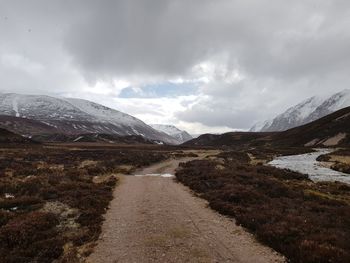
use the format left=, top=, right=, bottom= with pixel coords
left=0, top=93, right=178, bottom=144
left=251, top=89, right=350, bottom=132
left=258, top=96, right=324, bottom=132
left=150, top=124, right=193, bottom=143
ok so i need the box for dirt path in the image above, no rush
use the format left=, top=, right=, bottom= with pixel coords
left=88, top=155, right=285, bottom=263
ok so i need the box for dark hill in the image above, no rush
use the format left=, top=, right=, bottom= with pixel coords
left=0, top=127, right=33, bottom=144
left=183, top=132, right=276, bottom=148
left=31, top=133, right=160, bottom=145
left=0, top=115, right=58, bottom=135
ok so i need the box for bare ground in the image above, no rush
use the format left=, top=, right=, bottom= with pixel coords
left=87, top=154, right=285, bottom=263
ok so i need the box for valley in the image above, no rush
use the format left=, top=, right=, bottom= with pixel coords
left=3, top=2, right=350, bottom=262
left=0, top=97, right=349, bottom=263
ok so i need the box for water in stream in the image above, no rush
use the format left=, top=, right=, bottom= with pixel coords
left=269, top=149, right=350, bottom=184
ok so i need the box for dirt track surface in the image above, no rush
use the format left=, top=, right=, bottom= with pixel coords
left=88, top=155, right=285, bottom=263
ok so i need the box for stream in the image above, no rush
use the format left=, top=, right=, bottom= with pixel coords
left=269, top=148, right=350, bottom=184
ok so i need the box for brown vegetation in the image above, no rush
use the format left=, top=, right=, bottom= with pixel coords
left=0, top=144, right=171, bottom=262
left=176, top=152, right=350, bottom=263
left=0, top=127, right=34, bottom=145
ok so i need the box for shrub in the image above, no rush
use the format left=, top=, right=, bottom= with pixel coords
left=176, top=158, right=350, bottom=263
left=0, top=212, right=62, bottom=263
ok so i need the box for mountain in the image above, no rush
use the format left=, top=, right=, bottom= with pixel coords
left=186, top=107, right=350, bottom=148
left=273, top=106, right=350, bottom=147
left=0, top=93, right=178, bottom=144
left=150, top=124, right=193, bottom=143
left=251, top=89, right=350, bottom=132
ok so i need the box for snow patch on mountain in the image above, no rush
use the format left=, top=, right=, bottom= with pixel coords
left=64, top=98, right=141, bottom=127
left=12, top=96, right=20, bottom=117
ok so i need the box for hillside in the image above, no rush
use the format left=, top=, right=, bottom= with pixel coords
left=186, top=107, right=350, bottom=148
left=183, top=132, right=276, bottom=148
left=274, top=106, right=350, bottom=147
left=0, top=127, right=32, bottom=144
left=0, top=93, right=178, bottom=144
left=31, top=133, right=161, bottom=144
left=0, top=115, right=58, bottom=136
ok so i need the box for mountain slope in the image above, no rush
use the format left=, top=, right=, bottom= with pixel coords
left=274, top=106, right=350, bottom=147
left=305, top=90, right=350, bottom=123
left=0, top=115, right=58, bottom=135
left=31, top=133, right=159, bottom=144
left=0, top=93, right=178, bottom=144
left=183, top=132, right=276, bottom=148
left=186, top=107, right=350, bottom=148
left=250, top=120, right=273, bottom=132
left=252, top=90, right=350, bottom=132
left=257, top=96, right=324, bottom=132
left=150, top=124, right=193, bottom=143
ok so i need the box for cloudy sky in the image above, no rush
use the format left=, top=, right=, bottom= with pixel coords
left=1, top=0, right=349, bottom=133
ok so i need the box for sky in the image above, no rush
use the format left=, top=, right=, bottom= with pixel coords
left=1, top=0, right=350, bottom=134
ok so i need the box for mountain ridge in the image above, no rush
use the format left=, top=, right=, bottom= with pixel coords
left=0, top=93, right=178, bottom=144
left=251, top=89, right=350, bottom=132
left=186, top=107, right=350, bottom=148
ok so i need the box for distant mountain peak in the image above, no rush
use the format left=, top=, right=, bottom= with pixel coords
left=250, top=119, right=273, bottom=132
left=150, top=124, right=193, bottom=143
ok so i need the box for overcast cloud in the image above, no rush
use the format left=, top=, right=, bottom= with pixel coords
left=1, top=0, right=349, bottom=133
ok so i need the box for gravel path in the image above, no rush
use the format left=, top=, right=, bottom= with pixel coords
left=87, top=156, right=285, bottom=263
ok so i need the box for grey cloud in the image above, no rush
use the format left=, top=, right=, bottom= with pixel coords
left=62, top=0, right=350, bottom=81
left=1, top=0, right=350, bottom=131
